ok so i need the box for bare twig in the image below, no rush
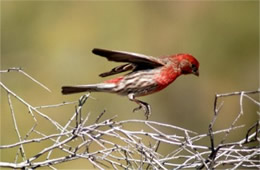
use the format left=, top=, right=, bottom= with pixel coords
left=1, top=67, right=51, bottom=92
left=0, top=68, right=259, bottom=169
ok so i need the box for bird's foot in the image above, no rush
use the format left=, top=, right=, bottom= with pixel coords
left=133, top=102, right=151, bottom=120
left=128, top=93, right=152, bottom=120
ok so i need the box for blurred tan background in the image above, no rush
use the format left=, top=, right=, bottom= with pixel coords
left=1, top=1, right=259, bottom=169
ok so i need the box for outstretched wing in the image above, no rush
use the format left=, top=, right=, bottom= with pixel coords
left=92, top=48, right=165, bottom=67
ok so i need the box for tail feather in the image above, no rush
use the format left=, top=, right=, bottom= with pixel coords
left=61, top=83, right=116, bottom=95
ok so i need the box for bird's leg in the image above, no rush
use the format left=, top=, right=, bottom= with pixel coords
left=128, top=93, right=151, bottom=120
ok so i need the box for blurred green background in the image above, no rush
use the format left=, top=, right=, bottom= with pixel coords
left=1, top=1, right=259, bottom=169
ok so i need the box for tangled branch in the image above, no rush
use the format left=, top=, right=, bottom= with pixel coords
left=0, top=68, right=259, bottom=169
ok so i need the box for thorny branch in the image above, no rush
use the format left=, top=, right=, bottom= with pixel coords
left=0, top=68, right=259, bottom=169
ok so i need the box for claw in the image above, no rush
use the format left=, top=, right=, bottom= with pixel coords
left=133, top=105, right=142, bottom=112
left=144, top=104, right=151, bottom=120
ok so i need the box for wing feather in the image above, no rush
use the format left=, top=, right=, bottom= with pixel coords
left=92, top=48, right=165, bottom=67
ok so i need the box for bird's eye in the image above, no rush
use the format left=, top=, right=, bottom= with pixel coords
left=191, top=64, right=197, bottom=72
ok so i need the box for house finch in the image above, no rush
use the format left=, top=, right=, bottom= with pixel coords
left=62, top=48, right=199, bottom=119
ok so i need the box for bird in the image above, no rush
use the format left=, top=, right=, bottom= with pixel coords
left=62, top=48, right=199, bottom=119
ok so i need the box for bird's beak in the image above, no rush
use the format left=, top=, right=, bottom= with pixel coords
left=193, top=70, right=199, bottom=77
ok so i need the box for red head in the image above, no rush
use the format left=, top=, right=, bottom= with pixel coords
left=174, top=54, right=200, bottom=76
